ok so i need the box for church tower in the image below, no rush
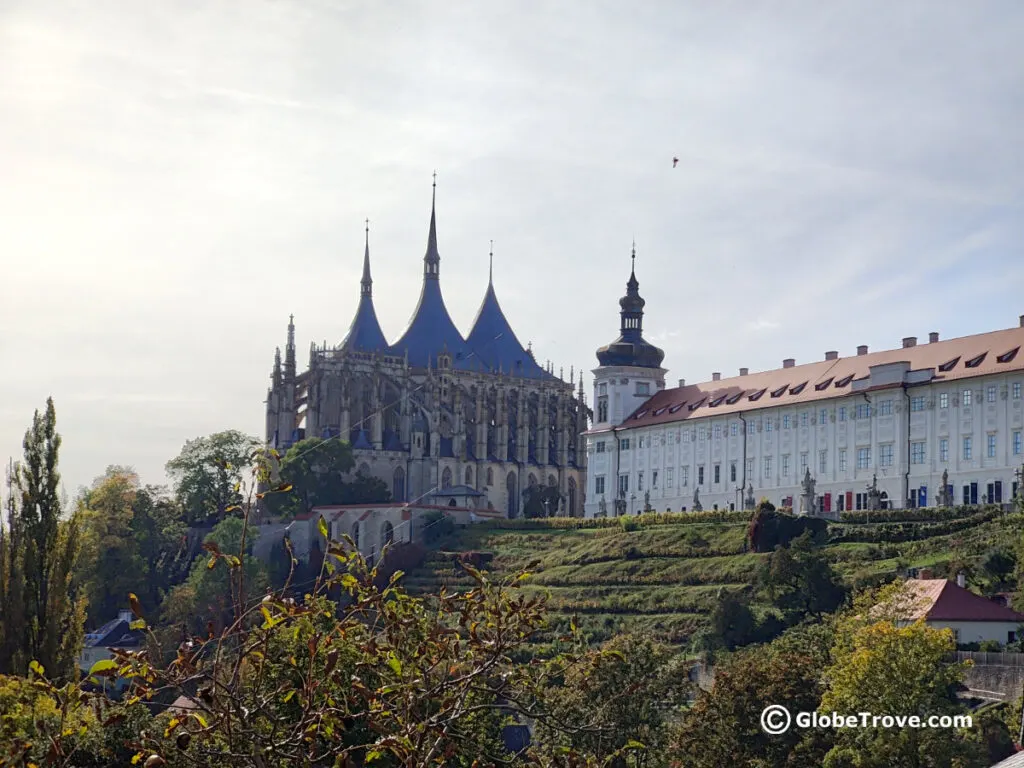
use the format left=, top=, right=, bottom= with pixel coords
left=592, top=244, right=666, bottom=429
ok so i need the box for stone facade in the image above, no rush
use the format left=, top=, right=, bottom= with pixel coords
left=265, top=186, right=588, bottom=517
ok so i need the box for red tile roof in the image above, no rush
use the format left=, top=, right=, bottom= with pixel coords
left=597, top=324, right=1024, bottom=433
left=904, top=579, right=1024, bottom=623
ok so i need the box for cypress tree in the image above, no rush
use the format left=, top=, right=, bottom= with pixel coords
left=0, top=398, right=85, bottom=679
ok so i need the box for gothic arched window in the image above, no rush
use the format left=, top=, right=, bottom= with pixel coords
left=392, top=467, right=405, bottom=502
left=465, top=466, right=473, bottom=486
left=506, top=471, right=518, bottom=517
left=486, top=467, right=494, bottom=486
left=528, top=473, right=538, bottom=488
left=380, top=520, right=394, bottom=547
left=441, top=467, right=452, bottom=489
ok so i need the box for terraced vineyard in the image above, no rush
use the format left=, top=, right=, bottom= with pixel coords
left=403, top=507, right=1023, bottom=647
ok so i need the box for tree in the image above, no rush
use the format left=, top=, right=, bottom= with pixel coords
left=670, top=646, right=829, bottom=768
left=263, top=437, right=391, bottom=517
left=760, top=530, right=847, bottom=623
left=165, top=430, right=261, bottom=524
left=0, top=398, right=85, bottom=681
left=979, top=547, right=1016, bottom=592
left=162, top=516, right=269, bottom=635
left=77, top=468, right=189, bottom=626
left=536, top=633, right=688, bottom=765
left=820, top=582, right=985, bottom=767
left=694, top=590, right=760, bottom=656
left=522, top=483, right=563, bottom=518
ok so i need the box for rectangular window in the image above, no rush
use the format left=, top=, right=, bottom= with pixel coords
left=666, top=468, right=674, bottom=488
left=595, top=476, right=605, bottom=495
left=857, top=447, right=871, bottom=469
left=730, top=462, right=737, bottom=482
left=765, top=419, right=773, bottom=433
left=599, top=382, right=607, bottom=395
left=838, top=406, right=847, bottom=422
left=879, top=444, right=894, bottom=467
left=698, top=427, right=706, bottom=441
left=746, top=458, right=754, bottom=478
left=939, top=392, right=949, bottom=409
left=597, top=396, right=608, bottom=422
left=782, top=455, right=790, bottom=477
left=987, top=386, right=996, bottom=403
left=856, top=403, right=871, bottom=419
left=1014, top=382, right=1021, bottom=400
left=713, top=464, right=720, bottom=484
left=963, top=436, right=972, bottom=460
left=764, top=456, right=773, bottom=478
left=910, top=396, right=925, bottom=412
left=619, top=438, right=630, bottom=450
left=748, top=422, right=756, bottom=435
left=783, top=414, right=791, bottom=429
left=637, top=382, right=650, bottom=395
left=819, top=450, right=827, bottom=473
left=618, top=474, right=629, bottom=495
left=731, top=423, right=738, bottom=436
left=801, top=412, right=808, bottom=427
left=911, top=442, right=925, bottom=464
left=698, top=466, right=705, bottom=485
left=1014, top=431, right=1022, bottom=455
left=987, top=434, right=997, bottom=458
left=839, top=449, right=847, bottom=472
left=681, top=467, right=689, bottom=486
left=939, top=438, right=949, bottom=462
left=637, top=471, right=645, bottom=491
left=638, top=436, right=646, bottom=449
left=879, top=399, right=893, bottom=416
left=714, top=424, right=722, bottom=439
left=963, top=389, right=972, bottom=406
left=652, top=470, right=658, bottom=489
left=595, top=441, right=606, bottom=453
left=820, top=408, right=828, bottom=424
left=800, top=452, right=808, bottom=473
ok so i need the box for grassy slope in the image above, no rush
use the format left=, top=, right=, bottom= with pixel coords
left=405, top=512, right=1023, bottom=646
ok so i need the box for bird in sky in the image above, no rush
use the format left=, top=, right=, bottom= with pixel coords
left=672, top=157, right=679, bottom=167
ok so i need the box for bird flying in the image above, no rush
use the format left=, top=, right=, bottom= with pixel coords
left=672, top=157, right=679, bottom=167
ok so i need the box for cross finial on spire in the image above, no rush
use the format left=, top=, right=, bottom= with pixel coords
left=631, top=239, right=636, bottom=269
left=489, top=240, right=494, bottom=284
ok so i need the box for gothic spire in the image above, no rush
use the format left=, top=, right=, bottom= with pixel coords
left=360, top=218, right=372, bottom=297
left=284, top=314, right=296, bottom=381
left=424, top=172, right=439, bottom=279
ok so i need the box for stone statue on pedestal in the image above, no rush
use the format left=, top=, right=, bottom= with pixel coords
left=693, top=488, right=703, bottom=512
left=867, top=474, right=881, bottom=511
left=744, top=483, right=756, bottom=510
left=801, top=468, right=816, bottom=516
left=939, top=469, right=951, bottom=507
left=598, top=495, right=607, bottom=517
left=644, top=490, right=651, bottom=513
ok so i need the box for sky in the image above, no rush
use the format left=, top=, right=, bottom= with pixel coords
left=1, top=0, right=1023, bottom=498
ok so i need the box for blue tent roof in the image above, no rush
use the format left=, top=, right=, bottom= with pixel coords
left=389, top=189, right=477, bottom=369
left=466, top=277, right=552, bottom=379
left=340, top=228, right=390, bottom=353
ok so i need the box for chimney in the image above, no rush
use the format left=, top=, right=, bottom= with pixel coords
left=677, top=378, right=686, bottom=388
left=1019, top=314, right=1023, bottom=328
left=712, top=372, right=721, bottom=382
left=902, top=336, right=917, bottom=348
left=739, top=367, right=749, bottom=376
left=824, top=351, right=838, bottom=361
left=928, top=332, right=939, bottom=343
left=782, top=358, right=795, bottom=369
left=857, top=345, right=868, bottom=356
left=956, top=572, right=966, bottom=589
left=918, top=568, right=933, bottom=580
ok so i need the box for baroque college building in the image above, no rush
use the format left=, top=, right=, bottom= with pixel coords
left=585, top=255, right=1024, bottom=517
left=265, top=185, right=589, bottom=517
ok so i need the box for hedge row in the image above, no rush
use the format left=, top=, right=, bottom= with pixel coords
left=838, top=504, right=1003, bottom=524
left=828, top=508, right=1002, bottom=544
left=483, top=509, right=754, bottom=530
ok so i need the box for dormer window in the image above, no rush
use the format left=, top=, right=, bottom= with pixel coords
left=790, top=382, right=807, bottom=395
left=726, top=392, right=745, bottom=405
left=965, top=352, right=987, bottom=369
left=771, top=386, right=788, bottom=398
left=835, top=375, right=854, bottom=387
left=669, top=403, right=685, bottom=413
left=998, top=347, right=1020, bottom=364
left=938, top=357, right=960, bottom=372
left=748, top=388, right=766, bottom=401
left=815, top=378, right=834, bottom=391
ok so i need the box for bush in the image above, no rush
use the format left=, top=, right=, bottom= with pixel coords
left=421, top=509, right=455, bottom=544
left=747, top=508, right=828, bottom=553
left=828, top=508, right=1001, bottom=544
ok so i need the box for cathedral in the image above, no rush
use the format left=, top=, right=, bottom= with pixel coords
left=264, top=184, right=589, bottom=517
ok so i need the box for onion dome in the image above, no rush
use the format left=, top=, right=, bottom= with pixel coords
left=596, top=243, right=665, bottom=368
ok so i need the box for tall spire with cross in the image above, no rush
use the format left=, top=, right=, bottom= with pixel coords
left=340, top=220, right=389, bottom=353
left=424, top=171, right=440, bottom=278
left=360, top=218, right=373, bottom=297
